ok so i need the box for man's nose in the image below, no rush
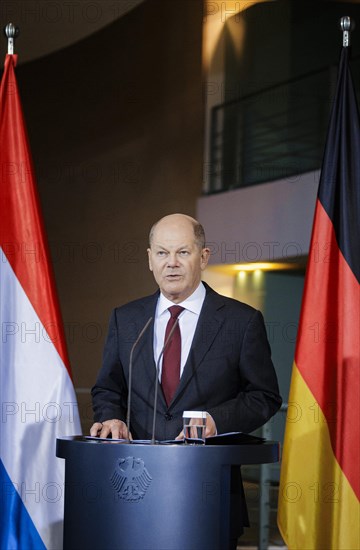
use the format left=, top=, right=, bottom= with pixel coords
left=167, top=253, right=179, bottom=267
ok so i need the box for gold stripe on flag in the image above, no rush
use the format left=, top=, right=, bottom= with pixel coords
left=278, top=365, right=360, bottom=550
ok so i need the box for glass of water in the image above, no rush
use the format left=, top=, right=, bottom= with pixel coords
left=182, top=411, right=207, bottom=444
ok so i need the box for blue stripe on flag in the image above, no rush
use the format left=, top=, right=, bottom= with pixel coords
left=0, top=459, right=46, bottom=550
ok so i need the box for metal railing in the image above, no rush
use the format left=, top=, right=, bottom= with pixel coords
left=207, top=58, right=360, bottom=194
left=241, top=404, right=288, bottom=548
left=257, top=404, right=288, bottom=550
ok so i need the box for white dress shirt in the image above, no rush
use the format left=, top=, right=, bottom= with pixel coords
left=153, top=282, right=206, bottom=380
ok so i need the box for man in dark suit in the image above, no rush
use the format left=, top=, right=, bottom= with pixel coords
left=91, top=213, right=281, bottom=440
left=90, top=213, right=281, bottom=545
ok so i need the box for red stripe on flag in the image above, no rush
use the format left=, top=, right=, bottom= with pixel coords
left=0, top=55, right=71, bottom=373
left=296, top=199, right=360, bottom=499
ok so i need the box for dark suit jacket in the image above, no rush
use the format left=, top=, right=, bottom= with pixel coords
left=92, top=283, right=282, bottom=441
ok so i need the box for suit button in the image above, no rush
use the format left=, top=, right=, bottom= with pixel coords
left=164, top=413, right=172, bottom=421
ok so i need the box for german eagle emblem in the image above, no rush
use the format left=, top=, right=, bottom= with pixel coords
left=111, top=456, right=152, bottom=502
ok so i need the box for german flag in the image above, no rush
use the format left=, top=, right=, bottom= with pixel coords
left=277, top=46, right=360, bottom=548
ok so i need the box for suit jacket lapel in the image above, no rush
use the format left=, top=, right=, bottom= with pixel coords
left=170, top=285, right=226, bottom=407
left=133, top=291, right=168, bottom=408
left=133, top=292, right=157, bottom=380
left=137, top=285, right=227, bottom=410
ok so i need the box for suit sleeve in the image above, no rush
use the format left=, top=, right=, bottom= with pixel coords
left=91, top=310, right=128, bottom=423
left=207, top=309, right=282, bottom=434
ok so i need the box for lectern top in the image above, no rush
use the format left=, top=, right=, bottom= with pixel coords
left=56, top=435, right=280, bottom=466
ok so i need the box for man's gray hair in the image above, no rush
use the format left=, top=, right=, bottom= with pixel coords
left=149, top=216, right=206, bottom=250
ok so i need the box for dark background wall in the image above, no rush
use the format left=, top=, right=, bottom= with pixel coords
left=12, top=0, right=205, bottom=432
left=224, top=0, right=360, bottom=98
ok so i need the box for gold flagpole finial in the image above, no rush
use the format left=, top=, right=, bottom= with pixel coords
left=4, top=23, right=20, bottom=55
left=340, top=16, right=354, bottom=48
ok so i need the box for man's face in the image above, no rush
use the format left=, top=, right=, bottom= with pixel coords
left=147, top=217, right=210, bottom=303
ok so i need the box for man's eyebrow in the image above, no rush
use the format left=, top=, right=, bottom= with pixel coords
left=152, top=243, right=194, bottom=251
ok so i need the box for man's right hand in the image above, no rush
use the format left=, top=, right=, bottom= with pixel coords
left=89, top=419, right=132, bottom=440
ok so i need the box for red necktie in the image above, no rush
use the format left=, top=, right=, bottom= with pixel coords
left=161, top=305, right=184, bottom=406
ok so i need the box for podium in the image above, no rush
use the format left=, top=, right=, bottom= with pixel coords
left=57, top=436, right=279, bottom=550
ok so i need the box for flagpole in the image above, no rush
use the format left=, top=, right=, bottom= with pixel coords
left=4, top=23, right=19, bottom=55
left=340, top=16, right=353, bottom=47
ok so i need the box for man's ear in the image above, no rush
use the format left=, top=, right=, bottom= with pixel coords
left=200, top=247, right=210, bottom=270
left=147, top=248, right=153, bottom=271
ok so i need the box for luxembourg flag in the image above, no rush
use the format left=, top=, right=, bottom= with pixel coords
left=0, top=54, right=81, bottom=549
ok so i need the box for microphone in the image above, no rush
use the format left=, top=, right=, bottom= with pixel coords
left=126, top=317, right=153, bottom=442
left=151, top=317, right=180, bottom=445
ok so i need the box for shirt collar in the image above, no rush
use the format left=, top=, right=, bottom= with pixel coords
left=158, top=282, right=206, bottom=316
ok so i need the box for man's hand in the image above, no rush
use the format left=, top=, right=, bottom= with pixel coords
left=175, top=412, right=217, bottom=440
left=89, top=419, right=132, bottom=440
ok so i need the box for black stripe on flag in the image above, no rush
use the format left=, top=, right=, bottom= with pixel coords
left=317, top=47, right=360, bottom=284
